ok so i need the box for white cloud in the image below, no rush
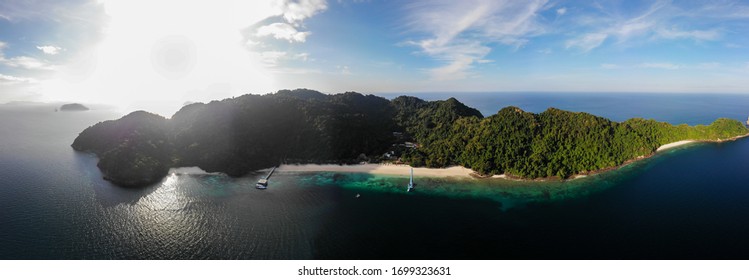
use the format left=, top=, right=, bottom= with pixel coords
left=1, top=56, right=55, bottom=70
left=613, top=20, right=653, bottom=41
left=690, top=2, right=749, bottom=19
left=0, top=73, right=41, bottom=103
left=0, top=43, right=50, bottom=103
left=337, top=65, right=351, bottom=75
left=638, top=62, right=680, bottom=70
left=1, top=43, right=55, bottom=70
left=337, top=0, right=369, bottom=4
left=260, top=51, right=312, bottom=66
left=0, top=1, right=105, bottom=23
left=405, top=37, right=492, bottom=81
left=0, top=1, right=107, bottom=53
left=276, top=0, right=328, bottom=24
left=0, top=73, right=35, bottom=84
left=565, top=33, right=607, bottom=52
left=566, top=1, right=724, bottom=52
left=405, top=0, right=547, bottom=80
left=36, top=45, right=63, bottom=55
left=252, top=0, right=328, bottom=44
left=429, top=55, right=477, bottom=80
left=247, top=0, right=327, bottom=74
left=656, top=28, right=720, bottom=41
left=294, top=52, right=310, bottom=61
left=260, top=51, right=287, bottom=66
left=556, top=7, right=567, bottom=16
left=566, top=6, right=655, bottom=52
left=256, top=22, right=310, bottom=42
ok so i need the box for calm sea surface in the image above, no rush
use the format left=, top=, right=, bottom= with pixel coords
left=2, top=93, right=749, bottom=259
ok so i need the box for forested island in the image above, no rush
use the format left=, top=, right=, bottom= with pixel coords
left=72, top=89, right=749, bottom=187
left=60, top=103, right=89, bottom=111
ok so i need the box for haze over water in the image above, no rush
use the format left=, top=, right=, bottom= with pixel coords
left=1, top=93, right=749, bottom=259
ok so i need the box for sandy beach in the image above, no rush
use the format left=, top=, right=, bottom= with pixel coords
left=169, top=166, right=220, bottom=175
left=277, top=163, right=475, bottom=178
left=656, top=140, right=696, bottom=152
left=656, top=133, right=749, bottom=152
left=277, top=134, right=749, bottom=180
left=248, top=133, right=749, bottom=181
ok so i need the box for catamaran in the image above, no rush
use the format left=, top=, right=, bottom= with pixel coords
left=407, top=167, right=414, bottom=192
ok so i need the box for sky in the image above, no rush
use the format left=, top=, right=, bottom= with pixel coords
left=2, top=0, right=749, bottom=109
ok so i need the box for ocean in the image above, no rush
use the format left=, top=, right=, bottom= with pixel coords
left=1, top=93, right=749, bottom=259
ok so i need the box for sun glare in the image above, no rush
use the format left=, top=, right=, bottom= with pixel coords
left=42, top=0, right=279, bottom=114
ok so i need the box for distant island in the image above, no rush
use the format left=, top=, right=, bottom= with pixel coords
left=60, top=103, right=89, bottom=111
left=72, top=89, right=749, bottom=187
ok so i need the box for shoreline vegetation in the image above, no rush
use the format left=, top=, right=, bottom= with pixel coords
left=273, top=133, right=749, bottom=181
left=72, top=89, right=749, bottom=187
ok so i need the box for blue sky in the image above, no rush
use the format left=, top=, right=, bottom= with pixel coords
left=2, top=0, right=749, bottom=107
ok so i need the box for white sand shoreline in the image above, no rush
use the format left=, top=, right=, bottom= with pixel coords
left=168, top=166, right=222, bottom=175
left=185, top=133, right=749, bottom=181
left=656, top=140, right=696, bottom=152
left=277, top=164, right=475, bottom=178
left=656, top=133, right=749, bottom=152
left=277, top=134, right=749, bottom=180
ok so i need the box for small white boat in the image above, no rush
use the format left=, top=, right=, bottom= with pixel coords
left=256, top=167, right=275, bottom=189
left=407, top=167, right=414, bottom=192
left=256, top=179, right=268, bottom=189
left=355, top=193, right=361, bottom=198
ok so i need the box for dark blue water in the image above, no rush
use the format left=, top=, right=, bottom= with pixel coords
left=1, top=93, right=748, bottom=259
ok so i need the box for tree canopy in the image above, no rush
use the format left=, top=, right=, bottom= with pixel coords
left=72, top=89, right=749, bottom=186
left=397, top=104, right=748, bottom=179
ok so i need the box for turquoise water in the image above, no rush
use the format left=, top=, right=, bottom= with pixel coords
left=1, top=93, right=749, bottom=259
left=290, top=141, right=705, bottom=211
